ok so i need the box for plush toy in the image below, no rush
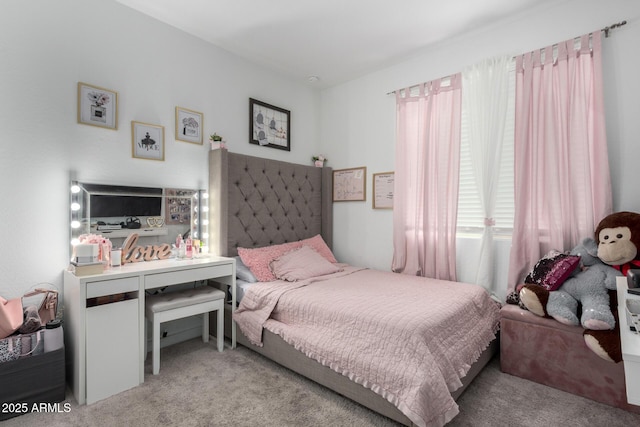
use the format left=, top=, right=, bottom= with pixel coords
left=519, top=237, right=620, bottom=330
left=582, top=211, right=640, bottom=362
left=595, top=211, right=640, bottom=275
left=519, top=212, right=640, bottom=363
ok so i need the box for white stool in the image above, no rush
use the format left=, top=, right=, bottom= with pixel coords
left=145, top=286, right=225, bottom=375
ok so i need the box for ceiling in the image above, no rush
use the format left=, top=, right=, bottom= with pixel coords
left=115, top=0, right=559, bottom=89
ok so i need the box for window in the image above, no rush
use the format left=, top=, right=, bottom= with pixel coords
left=457, top=62, right=515, bottom=235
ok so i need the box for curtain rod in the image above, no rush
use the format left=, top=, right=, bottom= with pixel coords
left=602, top=20, right=627, bottom=38
left=387, top=19, right=627, bottom=96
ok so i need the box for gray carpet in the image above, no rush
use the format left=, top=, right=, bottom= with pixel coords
left=4, top=338, right=640, bottom=426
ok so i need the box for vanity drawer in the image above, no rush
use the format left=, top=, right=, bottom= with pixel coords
left=86, top=277, right=139, bottom=299
left=144, top=263, right=233, bottom=289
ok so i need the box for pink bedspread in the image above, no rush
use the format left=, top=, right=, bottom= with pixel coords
left=233, top=266, right=500, bottom=427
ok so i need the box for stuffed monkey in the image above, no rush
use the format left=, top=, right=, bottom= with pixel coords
left=595, top=211, right=640, bottom=275
left=519, top=212, right=640, bottom=363
left=584, top=211, right=640, bottom=362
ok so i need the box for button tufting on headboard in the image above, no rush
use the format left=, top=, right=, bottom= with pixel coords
left=209, top=150, right=332, bottom=257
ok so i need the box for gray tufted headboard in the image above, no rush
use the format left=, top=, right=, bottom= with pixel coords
left=208, top=149, right=333, bottom=257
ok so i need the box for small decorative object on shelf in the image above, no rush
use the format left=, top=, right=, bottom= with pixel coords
left=209, top=133, right=226, bottom=150
left=313, top=155, right=327, bottom=167
left=75, top=234, right=112, bottom=267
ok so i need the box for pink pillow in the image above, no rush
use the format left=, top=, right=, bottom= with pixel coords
left=238, top=234, right=337, bottom=282
left=524, top=250, right=581, bottom=291
left=270, top=246, right=341, bottom=282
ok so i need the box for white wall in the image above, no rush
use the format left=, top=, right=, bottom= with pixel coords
left=320, top=0, right=640, bottom=300
left=0, top=0, right=321, bottom=298
left=3, top=0, right=638, bottom=304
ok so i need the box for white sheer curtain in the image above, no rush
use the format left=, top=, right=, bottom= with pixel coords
left=392, top=75, right=461, bottom=280
left=507, top=31, right=612, bottom=290
left=461, top=56, right=512, bottom=295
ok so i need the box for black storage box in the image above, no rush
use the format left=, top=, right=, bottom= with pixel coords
left=0, top=348, right=65, bottom=421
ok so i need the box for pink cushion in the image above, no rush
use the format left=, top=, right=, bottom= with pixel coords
left=270, top=246, right=341, bottom=282
left=238, top=234, right=337, bottom=282
left=524, top=250, right=580, bottom=291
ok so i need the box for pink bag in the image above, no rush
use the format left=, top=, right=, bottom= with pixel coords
left=23, top=288, right=58, bottom=325
left=0, top=296, right=23, bottom=339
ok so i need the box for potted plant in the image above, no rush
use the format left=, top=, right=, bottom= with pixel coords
left=312, top=155, right=327, bottom=167
left=209, top=133, right=225, bottom=149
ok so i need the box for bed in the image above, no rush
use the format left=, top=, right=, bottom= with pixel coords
left=208, top=149, right=500, bottom=427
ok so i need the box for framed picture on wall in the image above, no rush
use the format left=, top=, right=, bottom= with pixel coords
left=249, top=98, right=290, bottom=151
left=373, top=171, right=394, bottom=209
left=131, top=121, right=165, bottom=161
left=333, top=166, right=367, bottom=202
left=77, top=82, right=118, bottom=130
left=175, top=106, right=203, bottom=144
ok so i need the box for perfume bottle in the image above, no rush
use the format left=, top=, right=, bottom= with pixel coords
left=185, top=237, right=193, bottom=259
left=176, top=234, right=185, bottom=259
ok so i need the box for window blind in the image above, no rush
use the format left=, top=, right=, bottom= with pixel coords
left=457, top=61, right=515, bottom=234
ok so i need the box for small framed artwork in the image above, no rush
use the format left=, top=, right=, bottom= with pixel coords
left=373, top=172, right=394, bottom=209
left=333, top=166, right=367, bottom=202
left=175, top=106, right=203, bottom=144
left=77, top=82, right=118, bottom=130
left=131, top=121, right=165, bottom=161
left=249, top=98, right=290, bottom=151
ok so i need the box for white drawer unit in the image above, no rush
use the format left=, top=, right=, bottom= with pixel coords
left=86, top=298, right=139, bottom=404
left=64, top=256, right=236, bottom=405
left=144, top=263, right=233, bottom=289
left=86, top=277, right=139, bottom=298
left=616, top=276, right=640, bottom=405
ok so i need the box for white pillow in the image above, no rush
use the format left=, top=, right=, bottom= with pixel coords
left=234, top=256, right=258, bottom=283
left=270, top=246, right=341, bottom=282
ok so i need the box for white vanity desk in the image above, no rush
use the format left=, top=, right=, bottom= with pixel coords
left=616, top=276, right=640, bottom=405
left=63, top=256, right=236, bottom=405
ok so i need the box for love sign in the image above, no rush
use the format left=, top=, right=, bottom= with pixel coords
left=121, top=233, right=172, bottom=263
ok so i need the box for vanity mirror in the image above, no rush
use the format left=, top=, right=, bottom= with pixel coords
left=69, top=181, right=208, bottom=257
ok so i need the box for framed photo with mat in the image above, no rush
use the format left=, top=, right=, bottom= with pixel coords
left=77, top=82, right=118, bottom=130
left=249, top=98, right=290, bottom=151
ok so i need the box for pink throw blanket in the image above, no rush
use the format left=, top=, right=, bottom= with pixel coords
left=234, top=266, right=500, bottom=427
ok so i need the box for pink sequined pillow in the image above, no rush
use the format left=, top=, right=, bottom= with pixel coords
left=524, top=250, right=581, bottom=291
left=238, top=234, right=337, bottom=282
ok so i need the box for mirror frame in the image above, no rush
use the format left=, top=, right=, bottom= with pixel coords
left=69, top=181, right=209, bottom=258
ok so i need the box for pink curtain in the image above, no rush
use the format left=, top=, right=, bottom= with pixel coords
left=507, top=31, right=612, bottom=291
left=392, top=75, right=461, bottom=280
